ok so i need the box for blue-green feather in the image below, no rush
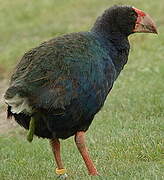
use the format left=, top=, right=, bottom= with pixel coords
left=5, top=32, right=122, bottom=139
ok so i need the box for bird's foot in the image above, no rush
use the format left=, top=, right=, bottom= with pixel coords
left=89, top=172, right=99, bottom=176
left=57, top=173, right=68, bottom=179
left=56, top=168, right=68, bottom=179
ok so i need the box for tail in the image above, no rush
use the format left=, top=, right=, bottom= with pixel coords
left=6, top=105, right=53, bottom=139
left=5, top=85, right=32, bottom=128
left=5, top=85, right=35, bottom=141
left=7, top=105, right=31, bottom=129
left=5, top=85, right=55, bottom=139
left=4, top=85, right=32, bottom=115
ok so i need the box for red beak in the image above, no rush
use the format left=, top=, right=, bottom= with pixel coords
left=132, top=7, right=158, bottom=34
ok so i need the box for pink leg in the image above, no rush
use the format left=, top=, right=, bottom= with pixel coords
left=50, top=138, right=64, bottom=169
left=75, top=131, right=99, bottom=176
left=50, top=138, right=67, bottom=178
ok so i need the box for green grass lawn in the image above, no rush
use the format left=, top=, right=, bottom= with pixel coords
left=0, top=0, right=164, bottom=179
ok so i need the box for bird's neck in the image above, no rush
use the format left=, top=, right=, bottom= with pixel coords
left=91, top=20, right=129, bottom=49
left=91, top=28, right=130, bottom=78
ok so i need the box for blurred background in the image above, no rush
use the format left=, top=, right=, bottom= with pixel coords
left=0, top=0, right=163, bottom=179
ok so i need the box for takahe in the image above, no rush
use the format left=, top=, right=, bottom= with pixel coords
left=4, top=5, right=157, bottom=178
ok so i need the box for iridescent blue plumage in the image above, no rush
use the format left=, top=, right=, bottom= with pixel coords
left=4, top=6, right=134, bottom=139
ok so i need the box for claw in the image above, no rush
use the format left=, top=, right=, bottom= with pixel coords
left=57, top=173, right=68, bottom=179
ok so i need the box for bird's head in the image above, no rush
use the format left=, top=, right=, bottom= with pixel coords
left=92, top=5, right=158, bottom=36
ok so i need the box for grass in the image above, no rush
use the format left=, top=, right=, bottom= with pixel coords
left=0, top=0, right=164, bottom=179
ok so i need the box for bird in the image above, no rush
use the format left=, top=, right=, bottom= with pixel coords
left=4, top=5, right=157, bottom=178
